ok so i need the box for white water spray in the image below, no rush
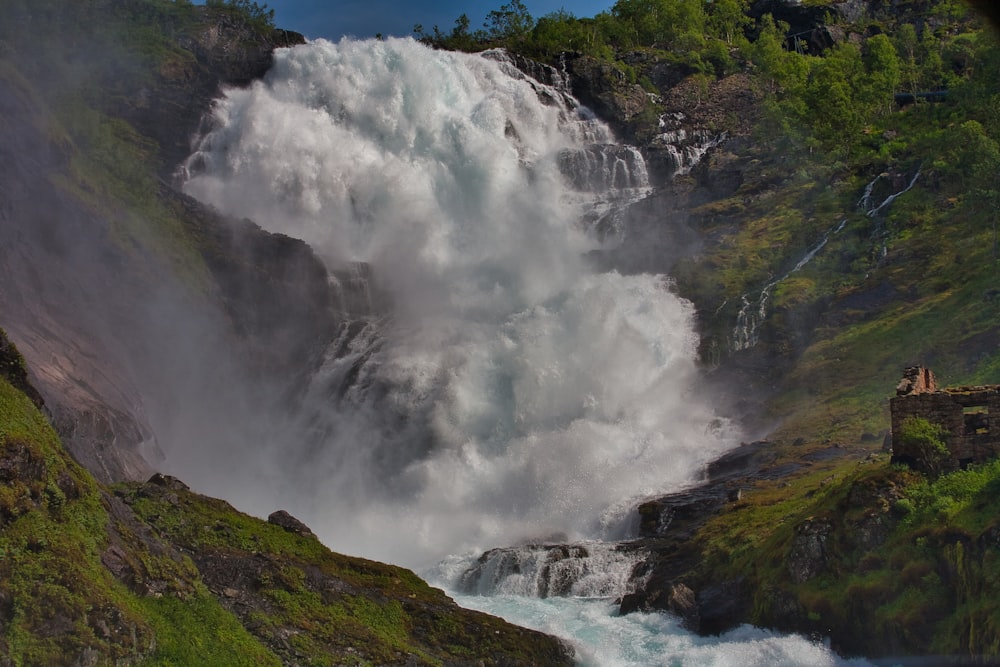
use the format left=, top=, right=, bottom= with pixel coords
left=181, top=37, right=736, bottom=569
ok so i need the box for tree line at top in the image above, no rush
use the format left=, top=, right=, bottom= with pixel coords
left=415, top=0, right=998, bottom=203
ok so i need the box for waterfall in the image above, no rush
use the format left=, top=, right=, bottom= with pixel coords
left=859, top=169, right=921, bottom=218
left=730, top=168, right=920, bottom=352
left=731, top=220, right=847, bottom=352
left=431, top=542, right=647, bottom=599
left=654, top=112, right=728, bottom=177
left=179, top=36, right=736, bottom=570
left=859, top=169, right=921, bottom=261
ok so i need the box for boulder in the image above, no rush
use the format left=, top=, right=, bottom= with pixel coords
left=268, top=510, right=316, bottom=538
left=787, top=518, right=833, bottom=584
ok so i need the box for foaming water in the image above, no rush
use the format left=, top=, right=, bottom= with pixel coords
left=180, top=37, right=737, bottom=568
left=451, top=596, right=875, bottom=667
left=432, top=541, right=646, bottom=599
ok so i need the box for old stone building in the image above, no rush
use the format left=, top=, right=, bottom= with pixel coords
left=890, top=367, right=1000, bottom=472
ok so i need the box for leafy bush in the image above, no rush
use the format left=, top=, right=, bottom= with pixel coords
left=897, top=416, right=950, bottom=477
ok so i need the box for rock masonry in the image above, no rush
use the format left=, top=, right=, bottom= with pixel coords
left=890, top=366, right=1000, bottom=471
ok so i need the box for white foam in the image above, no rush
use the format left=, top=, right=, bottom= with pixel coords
left=179, top=37, right=737, bottom=568
left=452, top=595, right=876, bottom=667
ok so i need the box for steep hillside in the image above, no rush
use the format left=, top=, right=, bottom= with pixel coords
left=0, top=329, right=573, bottom=665
left=0, top=0, right=343, bottom=483
left=576, top=2, right=1000, bottom=660
left=0, top=4, right=574, bottom=663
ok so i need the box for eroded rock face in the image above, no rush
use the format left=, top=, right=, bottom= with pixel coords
left=787, top=518, right=833, bottom=584
left=564, top=54, right=655, bottom=143
left=0, top=72, right=159, bottom=483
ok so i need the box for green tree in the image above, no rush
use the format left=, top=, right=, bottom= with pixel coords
left=747, top=15, right=811, bottom=149
left=897, top=417, right=951, bottom=478
left=611, top=0, right=705, bottom=50
left=484, top=0, right=534, bottom=42
left=206, top=0, right=274, bottom=29
left=748, top=15, right=808, bottom=97
left=861, top=34, right=901, bottom=117
left=707, top=0, right=751, bottom=45
left=805, top=42, right=866, bottom=158
left=530, top=10, right=609, bottom=58
left=895, top=23, right=920, bottom=98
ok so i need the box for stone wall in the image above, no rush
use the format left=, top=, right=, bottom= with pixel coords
left=890, top=367, right=1000, bottom=471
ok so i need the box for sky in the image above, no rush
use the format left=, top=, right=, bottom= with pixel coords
left=259, top=0, right=616, bottom=41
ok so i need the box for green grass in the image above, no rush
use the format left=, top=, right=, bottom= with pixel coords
left=138, top=591, right=280, bottom=666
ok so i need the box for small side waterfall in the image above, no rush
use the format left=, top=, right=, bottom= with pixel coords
left=652, top=112, right=728, bottom=178
left=329, top=262, right=378, bottom=317
left=860, top=169, right=921, bottom=261
left=731, top=220, right=847, bottom=352
left=731, top=167, right=921, bottom=352
left=558, top=144, right=649, bottom=192
left=859, top=169, right=921, bottom=218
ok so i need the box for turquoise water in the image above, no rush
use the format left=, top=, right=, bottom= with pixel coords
left=452, top=594, right=875, bottom=667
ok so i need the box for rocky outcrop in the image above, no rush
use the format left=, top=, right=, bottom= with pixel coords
left=127, top=9, right=305, bottom=178
left=618, top=441, right=783, bottom=631
left=564, top=54, right=656, bottom=143
left=162, top=185, right=342, bottom=377
left=786, top=517, right=833, bottom=584
left=267, top=509, right=316, bottom=538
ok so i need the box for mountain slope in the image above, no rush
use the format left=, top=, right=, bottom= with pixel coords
left=0, top=327, right=573, bottom=665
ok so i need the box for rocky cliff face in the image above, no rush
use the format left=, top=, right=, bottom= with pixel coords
left=0, top=3, right=342, bottom=484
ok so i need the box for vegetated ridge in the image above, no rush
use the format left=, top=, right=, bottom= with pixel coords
left=0, top=328, right=572, bottom=665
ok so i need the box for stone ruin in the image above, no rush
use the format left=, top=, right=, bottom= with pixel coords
left=890, top=367, right=1000, bottom=472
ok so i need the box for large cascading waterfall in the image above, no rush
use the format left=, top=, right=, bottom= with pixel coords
left=180, top=36, right=737, bottom=573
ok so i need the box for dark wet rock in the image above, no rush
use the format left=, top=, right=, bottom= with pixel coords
left=697, top=579, right=751, bottom=635
left=787, top=518, right=833, bottom=584
left=666, top=583, right=700, bottom=629
left=564, top=54, right=655, bottom=143
left=842, top=475, right=906, bottom=551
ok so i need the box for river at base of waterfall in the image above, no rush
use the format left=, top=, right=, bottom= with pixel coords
left=451, top=593, right=874, bottom=667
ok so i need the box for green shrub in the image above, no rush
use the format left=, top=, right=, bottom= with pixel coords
left=897, top=416, right=950, bottom=477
